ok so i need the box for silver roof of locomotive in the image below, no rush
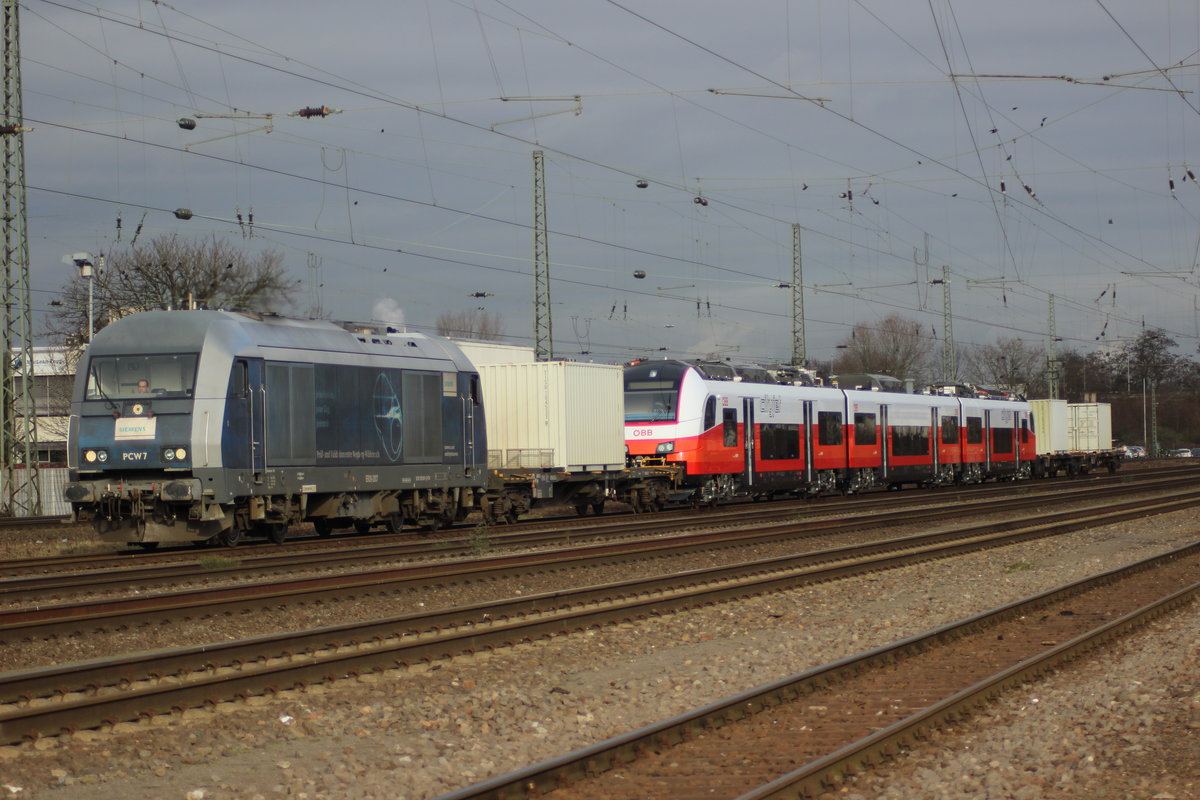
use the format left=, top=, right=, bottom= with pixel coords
left=82, top=309, right=476, bottom=371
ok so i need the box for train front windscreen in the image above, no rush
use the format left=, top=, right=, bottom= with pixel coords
left=85, top=353, right=199, bottom=399
left=623, top=361, right=688, bottom=422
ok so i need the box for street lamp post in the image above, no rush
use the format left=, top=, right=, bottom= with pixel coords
left=62, top=252, right=98, bottom=343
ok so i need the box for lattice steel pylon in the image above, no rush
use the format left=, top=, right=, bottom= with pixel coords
left=1, top=0, right=40, bottom=515
left=532, top=150, right=553, bottom=361
left=791, top=223, right=806, bottom=367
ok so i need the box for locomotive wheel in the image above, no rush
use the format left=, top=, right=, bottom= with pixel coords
left=591, top=499, right=605, bottom=515
left=383, top=512, right=404, bottom=533
left=353, top=520, right=373, bottom=534
left=574, top=503, right=589, bottom=516
left=264, top=522, right=287, bottom=545
left=313, top=518, right=334, bottom=537
left=219, top=524, right=242, bottom=548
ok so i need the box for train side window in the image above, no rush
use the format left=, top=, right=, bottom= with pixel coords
left=818, top=411, right=843, bottom=446
left=1020, top=418, right=1029, bottom=443
left=854, top=413, right=877, bottom=446
left=966, top=416, right=983, bottom=444
left=993, top=428, right=1014, bottom=454
left=234, top=360, right=249, bottom=397
left=703, top=396, right=717, bottom=430
left=941, top=415, right=959, bottom=444
left=470, top=374, right=481, bottom=406
left=722, top=408, right=737, bottom=447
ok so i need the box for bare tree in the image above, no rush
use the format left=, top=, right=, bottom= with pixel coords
left=436, top=309, right=505, bottom=341
left=964, top=337, right=1048, bottom=396
left=47, top=234, right=296, bottom=348
left=831, top=315, right=934, bottom=381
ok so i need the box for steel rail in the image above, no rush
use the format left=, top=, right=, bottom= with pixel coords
left=432, top=544, right=1200, bottom=800
left=0, top=497, right=1197, bottom=744
left=2, top=485, right=1198, bottom=645
left=0, top=473, right=1192, bottom=608
left=0, top=465, right=1177, bottom=578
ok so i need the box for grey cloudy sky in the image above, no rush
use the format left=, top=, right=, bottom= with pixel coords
left=20, top=1, right=1200, bottom=368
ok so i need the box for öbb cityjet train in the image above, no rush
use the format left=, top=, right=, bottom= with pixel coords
left=622, top=359, right=1119, bottom=503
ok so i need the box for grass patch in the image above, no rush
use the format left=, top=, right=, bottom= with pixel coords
left=198, top=555, right=241, bottom=570
left=469, top=522, right=493, bottom=556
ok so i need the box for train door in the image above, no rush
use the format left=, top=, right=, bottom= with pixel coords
left=742, top=397, right=756, bottom=486
left=930, top=406, right=940, bottom=474
left=803, top=401, right=814, bottom=482
left=464, top=373, right=480, bottom=470
left=879, top=404, right=890, bottom=478
left=984, top=409, right=993, bottom=472
left=225, top=357, right=266, bottom=479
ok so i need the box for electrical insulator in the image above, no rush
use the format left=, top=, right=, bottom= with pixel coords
left=174, top=208, right=193, bottom=220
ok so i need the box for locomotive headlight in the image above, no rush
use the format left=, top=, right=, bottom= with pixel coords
left=84, top=449, right=97, bottom=463
left=161, top=446, right=188, bottom=462
left=84, top=448, right=109, bottom=464
left=655, top=441, right=676, bottom=454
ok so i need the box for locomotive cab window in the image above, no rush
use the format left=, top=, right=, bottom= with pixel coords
left=86, top=353, right=198, bottom=399
left=966, top=416, right=983, bottom=445
left=1020, top=418, right=1030, bottom=443
left=624, top=362, right=687, bottom=422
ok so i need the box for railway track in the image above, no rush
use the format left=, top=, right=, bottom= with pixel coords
left=0, top=465, right=1181, bottom=578
left=2, top=479, right=1197, bottom=645
left=0, top=490, right=1197, bottom=746
left=436, top=544, right=1200, bottom=800
left=0, top=471, right=1192, bottom=607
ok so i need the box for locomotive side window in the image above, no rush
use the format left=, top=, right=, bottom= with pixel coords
left=86, top=353, right=198, bottom=399
left=966, top=416, right=983, bottom=444
left=703, top=396, right=717, bottom=430
left=853, top=413, right=877, bottom=446
left=722, top=409, right=737, bottom=446
left=266, top=362, right=315, bottom=463
left=404, top=371, right=443, bottom=462
left=817, top=411, right=843, bottom=446
left=760, top=423, right=800, bottom=460
left=940, top=415, right=959, bottom=444
left=993, top=427, right=1014, bottom=454
left=1020, top=418, right=1029, bottom=443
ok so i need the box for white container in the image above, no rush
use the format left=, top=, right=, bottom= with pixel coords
left=477, top=361, right=626, bottom=471
left=1030, top=399, right=1069, bottom=455
left=1068, top=402, right=1112, bottom=452
left=454, top=340, right=536, bottom=366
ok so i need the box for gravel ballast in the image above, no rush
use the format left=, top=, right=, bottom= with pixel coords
left=0, top=510, right=1196, bottom=799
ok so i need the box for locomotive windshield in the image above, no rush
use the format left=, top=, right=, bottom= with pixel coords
left=624, top=361, right=687, bottom=422
left=86, top=353, right=199, bottom=399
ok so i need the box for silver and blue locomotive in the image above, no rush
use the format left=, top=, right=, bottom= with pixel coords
left=63, top=310, right=487, bottom=547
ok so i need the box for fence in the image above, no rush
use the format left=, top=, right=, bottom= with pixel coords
left=0, top=466, right=72, bottom=517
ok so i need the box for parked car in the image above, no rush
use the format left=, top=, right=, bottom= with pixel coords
left=1122, top=445, right=1147, bottom=459
left=1191, top=448, right=1200, bottom=458
left=1169, top=448, right=1192, bottom=458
